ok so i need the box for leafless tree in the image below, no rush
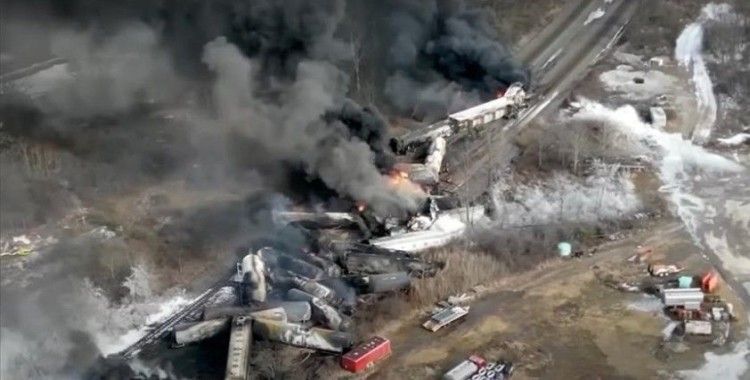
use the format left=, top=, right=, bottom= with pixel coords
left=707, top=18, right=744, bottom=65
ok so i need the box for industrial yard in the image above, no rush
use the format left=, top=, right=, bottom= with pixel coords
left=370, top=221, right=747, bottom=379
left=1, top=0, right=749, bottom=379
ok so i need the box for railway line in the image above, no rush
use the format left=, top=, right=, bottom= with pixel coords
left=116, top=0, right=640, bottom=363
left=440, top=0, right=639, bottom=197
left=118, top=275, right=235, bottom=359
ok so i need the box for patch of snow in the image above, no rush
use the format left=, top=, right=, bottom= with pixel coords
left=674, top=3, right=737, bottom=144
left=662, top=321, right=681, bottom=339
left=679, top=340, right=750, bottom=380
left=584, top=8, right=605, bottom=26
left=699, top=3, right=735, bottom=22
left=717, top=133, right=750, bottom=147
left=599, top=66, right=679, bottom=101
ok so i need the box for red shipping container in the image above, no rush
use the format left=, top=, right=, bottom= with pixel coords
left=341, top=336, right=392, bottom=373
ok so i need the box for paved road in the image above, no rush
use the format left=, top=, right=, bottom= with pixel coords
left=440, top=0, right=639, bottom=199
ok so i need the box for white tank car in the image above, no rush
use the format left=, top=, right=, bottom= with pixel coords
left=241, top=250, right=267, bottom=302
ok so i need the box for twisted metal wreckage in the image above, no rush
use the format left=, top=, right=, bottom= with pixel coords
left=116, top=84, right=528, bottom=379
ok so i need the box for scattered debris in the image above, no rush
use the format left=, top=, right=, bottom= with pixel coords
left=700, top=271, right=719, bottom=293
left=0, top=234, right=58, bottom=257
left=648, top=263, right=683, bottom=277
left=628, top=245, right=653, bottom=263
left=684, top=320, right=712, bottom=336
left=423, top=305, right=470, bottom=332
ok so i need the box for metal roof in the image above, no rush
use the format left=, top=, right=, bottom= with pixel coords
left=449, top=97, right=511, bottom=122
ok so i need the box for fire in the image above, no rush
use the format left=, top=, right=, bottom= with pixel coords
left=388, top=169, right=410, bottom=186
left=356, top=202, right=366, bottom=213
left=386, top=167, right=426, bottom=197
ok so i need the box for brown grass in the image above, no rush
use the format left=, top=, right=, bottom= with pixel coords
left=409, top=245, right=507, bottom=307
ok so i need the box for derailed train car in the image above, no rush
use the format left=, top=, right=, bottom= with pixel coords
left=393, top=83, right=526, bottom=153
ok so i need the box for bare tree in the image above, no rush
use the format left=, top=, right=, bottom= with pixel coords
left=707, top=20, right=744, bottom=65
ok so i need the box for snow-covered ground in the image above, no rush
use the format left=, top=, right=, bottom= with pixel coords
left=599, top=64, right=680, bottom=101
left=717, top=133, right=750, bottom=147
left=570, top=98, right=750, bottom=379
left=674, top=3, right=738, bottom=144
left=491, top=167, right=642, bottom=227
left=679, top=338, right=750, bottom=380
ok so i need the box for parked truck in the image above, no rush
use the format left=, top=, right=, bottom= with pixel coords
left=443, top=355, right=486, bottom=380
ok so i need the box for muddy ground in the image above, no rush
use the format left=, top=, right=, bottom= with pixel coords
left=354, top=219, right=747, bottom=379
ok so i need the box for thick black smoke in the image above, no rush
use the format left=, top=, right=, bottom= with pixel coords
left=326, top=99, right=396, bottom=170
left=0, top=0, right=525, bottom=378
left=349, top=0, right=529, bottom=120
left=1, top=0, right=424, bottom=216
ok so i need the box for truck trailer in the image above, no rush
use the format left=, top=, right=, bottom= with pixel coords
left=340, top=336, right=392, bottom=373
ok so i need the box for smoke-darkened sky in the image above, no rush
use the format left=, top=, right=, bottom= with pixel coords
left=0, top=2, right=525, bottom=377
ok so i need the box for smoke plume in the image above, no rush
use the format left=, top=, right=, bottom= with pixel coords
left=352, top=0, right=529, bottom=120
left=0, top=1, right=527, bottom=378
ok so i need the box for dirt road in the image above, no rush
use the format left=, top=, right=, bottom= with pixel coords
left=367, top=220, right=747, bottom=379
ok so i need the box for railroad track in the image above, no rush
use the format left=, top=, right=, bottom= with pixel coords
left=441, top=0, right=638, bottom=196
left=118, top=275, right=235, bottom=359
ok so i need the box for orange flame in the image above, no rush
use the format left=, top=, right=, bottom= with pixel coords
left=387, top=169, right=410, bottom=186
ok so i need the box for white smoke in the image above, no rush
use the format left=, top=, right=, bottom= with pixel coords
left=568, top=99, right=743, bottom=178
left=0, top=265, right=192, bottom=379
left=567, top=99, right=746, bottom=250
